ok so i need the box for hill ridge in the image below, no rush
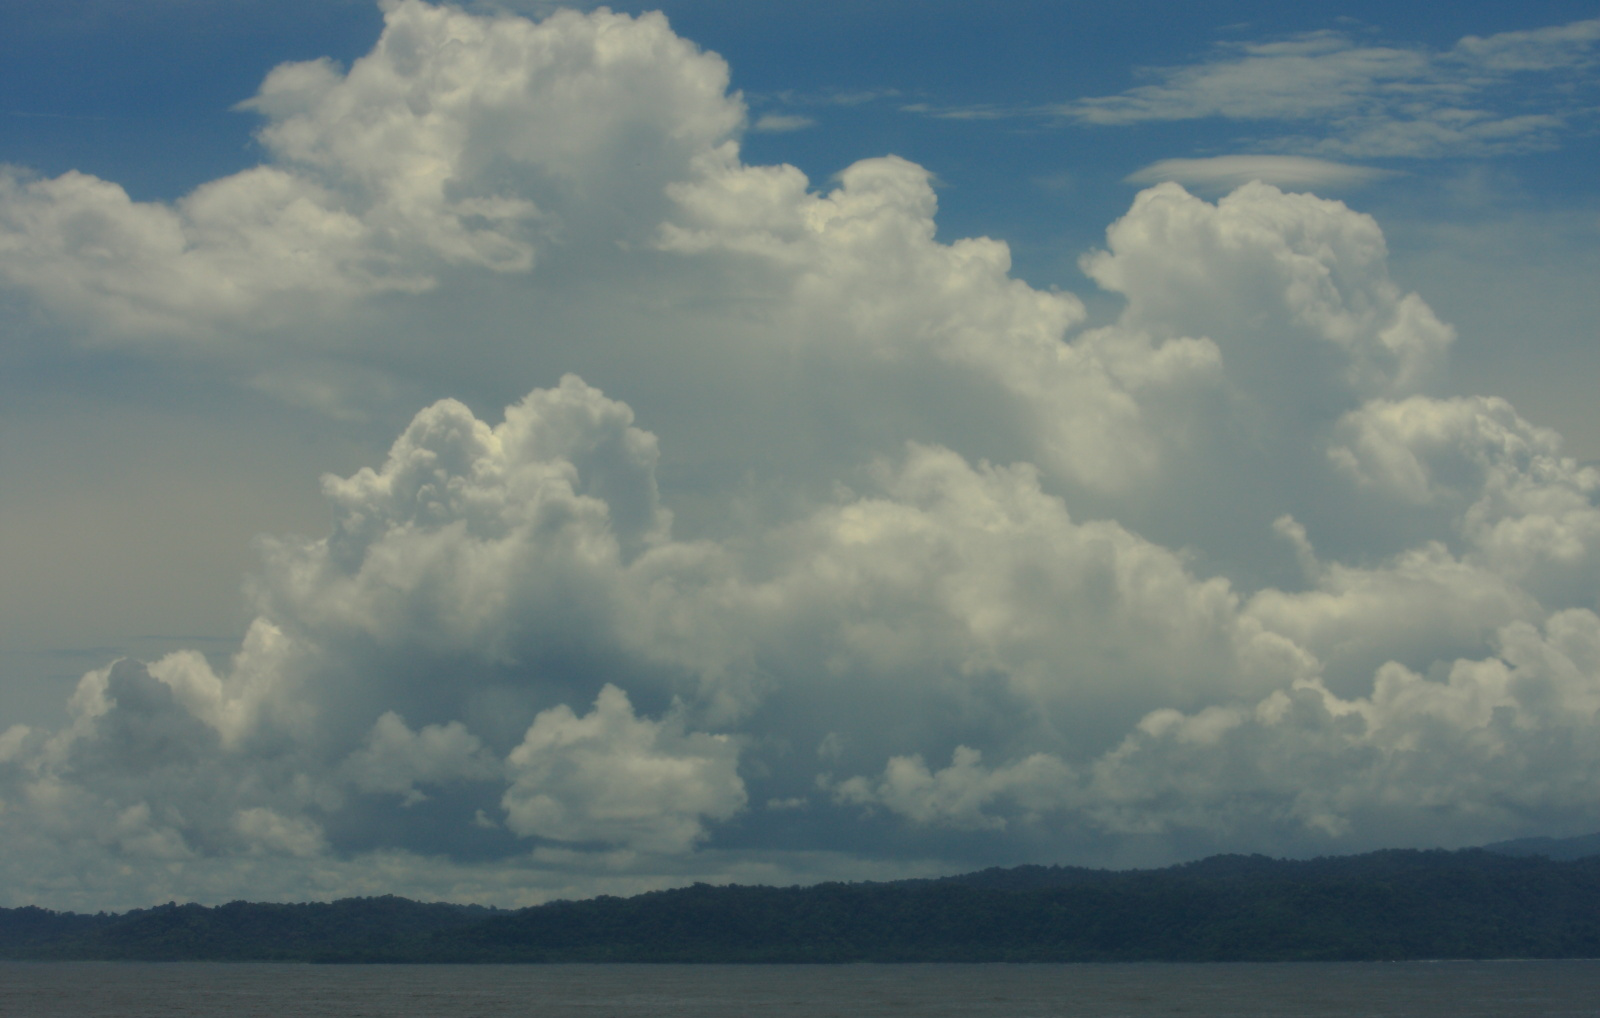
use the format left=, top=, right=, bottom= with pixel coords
left=6, top=846, right=1600, bottom=962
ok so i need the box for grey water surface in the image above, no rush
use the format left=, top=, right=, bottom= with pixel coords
left=3, top=960, right=1598, bottom=1017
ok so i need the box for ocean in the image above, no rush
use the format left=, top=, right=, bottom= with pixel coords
left=3, top=960, right=1597, bottom=1016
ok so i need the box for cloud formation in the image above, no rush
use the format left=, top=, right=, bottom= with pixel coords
left=1126, top=156, right=1393, bottom=193
left=502, top=684, right=745, bottom=853
left=1, top=2, right=1598, bottom=909
left=1063, top=19, right=1600, bottom=157
left=0, top=1, right=741, bottom=343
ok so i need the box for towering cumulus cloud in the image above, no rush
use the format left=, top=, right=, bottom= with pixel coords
left=0, top=2, right=1597, bottom=909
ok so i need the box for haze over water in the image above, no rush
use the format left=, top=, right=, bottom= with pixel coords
left=4, top=961, right=1599, bottom=1017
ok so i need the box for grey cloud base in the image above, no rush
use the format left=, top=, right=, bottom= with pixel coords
left=1, top=2, right=1598, bottom=910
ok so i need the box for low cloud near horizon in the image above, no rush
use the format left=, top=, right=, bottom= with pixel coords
left=2, top=1, right=1599, bottom=911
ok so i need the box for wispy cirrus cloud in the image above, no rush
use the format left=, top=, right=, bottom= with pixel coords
left=1127, top=156, right=1395, bottom=193
left=745, top=87, right=905, bottom=131
left=1058, top=19, right=1600, bottom=158
left=751, top=112, right=816, bottom=133
left=1454, top=17, right=1600, bottom=72
left=894, top=18, right=1599, bottom=160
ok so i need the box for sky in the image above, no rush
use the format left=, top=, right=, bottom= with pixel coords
left=1, top=0, right=1598, bottom=910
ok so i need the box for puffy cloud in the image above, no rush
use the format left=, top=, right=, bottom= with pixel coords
left=0, top=359, right=1590, bottom=901
left=1085, top=610, right=1600, bottom=847
left=0, top=658, right=333, bottom=872
left=254, top=375, right=1310, bottom=763
left=1243, top=541, right=1539, bottom=695
left=233, top=807, right=328, bottom=858
left=659, top=152, right=1222, bottom=493
left=242, top=2, right=739, bottom=242
left=344, top=712, right=499, bottom=804
left=0, top=0, right=742, bottom=343
left=831, top=609, right=1600, bottom=845
left=835, top=747, right=1076, bottom=831
left=0, top=367, right=1312, bottom=897
left=725, top=444, right=1314, bottom=741
left=502, top=684, right=745, bottom=853
left=0, top=166, right=377, bottom=338
left=1082, top=181, right=1453, bottom=405
left=2, top=1, right=1599, bottom=908
left=257, top=372, right=669, bottom=662
left=1331, top=396, right=1600, bottom=605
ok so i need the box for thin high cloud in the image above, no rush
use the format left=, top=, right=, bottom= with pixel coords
left=1060, top=19, right=1600, bottom=157
left=1126, top=156, right=1394, bottom=193
left=901, top=17, right=1599, bottom=159
left=751, top=113, right=816, bottom=133
left=1, top=1, right=1599, bottom=911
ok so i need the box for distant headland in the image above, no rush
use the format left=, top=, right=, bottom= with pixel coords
left=5, top=840, right=1599, bottom=963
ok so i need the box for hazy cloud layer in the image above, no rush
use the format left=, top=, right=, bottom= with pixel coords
left=1125, top=156, right=1393, bottom=193
left=1, top=2, right=1598, bottom=909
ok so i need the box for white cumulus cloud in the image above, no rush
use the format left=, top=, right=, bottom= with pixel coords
left=503, top=684, right=745, bottom=853
left=1, top=1, right=1598, bottom=909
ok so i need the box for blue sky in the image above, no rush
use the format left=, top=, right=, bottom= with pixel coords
left=1, top=0, right=1598, bottom=908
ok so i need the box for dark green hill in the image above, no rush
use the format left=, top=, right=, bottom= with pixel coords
left=0, top=896, right=498, bottom=962
left=432, top=850, right=1600, bottom=962
left=1485, top=831, right=1600, bottom=861
left=6, top=849, right=1600, bottom=962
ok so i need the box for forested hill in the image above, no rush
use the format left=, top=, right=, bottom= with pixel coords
left=6, top=849, right=1600, bottom=963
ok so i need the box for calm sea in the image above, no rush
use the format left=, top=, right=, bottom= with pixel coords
left=2, top=960, right=1597, bottom=1017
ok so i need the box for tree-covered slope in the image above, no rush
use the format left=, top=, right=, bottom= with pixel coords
left=0, top=896, right=498, bottom=962
left=5, top=849, right=1600, bottom=962
left=435, top=850, right=1600, bottom=962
